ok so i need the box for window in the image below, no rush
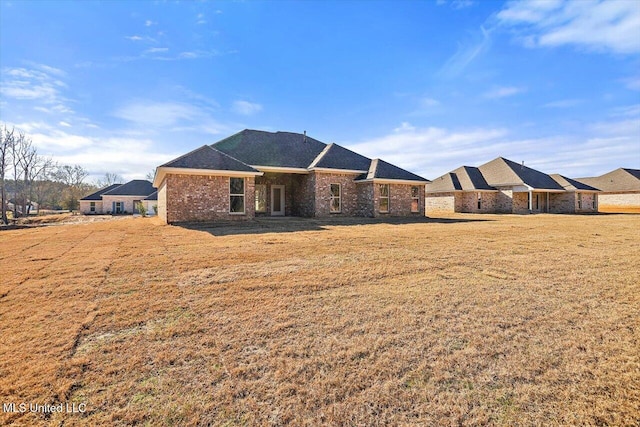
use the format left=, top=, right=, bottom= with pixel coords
left=535, top=194, right=540, bottom=210
left=230, top=177, right=245, bottom=214
left=592, top=196, right=597, bottom=209
left=90, top=202, right=96, bottom=212
left=255, top=184, right=267, bottom=213
left=379, top=184, right=389, bottom=213
left=411, top=186, right=420, bottom=213
left=330, top=184, right=341, bottom=213
left=577, top=193, right=582, bottom=209
left=477, top=192, right=482, bottom=210
left=115, top=202, right=123, bottom=214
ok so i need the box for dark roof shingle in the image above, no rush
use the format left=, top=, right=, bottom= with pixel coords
left=576, top=168, right=640, bottom=192
left=102, top=180, right=156, bottom=197
left=479, top=157, right=564, bottom=190
left=161, top=145, right=259, bottom=173
left=311, top=143, right=371, bottom=171
left=80, top=183, right=122, bottom=201
left=212, top=130, right=326, bottom=169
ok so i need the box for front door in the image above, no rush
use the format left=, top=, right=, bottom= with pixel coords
left=271, top=185, right=285, bottom=216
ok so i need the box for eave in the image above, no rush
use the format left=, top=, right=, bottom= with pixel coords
left=153, top=166, right=263, bottom=188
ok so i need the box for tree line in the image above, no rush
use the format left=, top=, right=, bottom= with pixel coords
left=1, top=124, right=95, bottom=224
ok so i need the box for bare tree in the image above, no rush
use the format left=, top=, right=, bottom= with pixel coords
left=52, top=164, right=89, bottom=211
left=29, top=157, right=56, bottom=215
left=146, top=169, right=156, bottom=181
left=96, top=172, right=123, bottom=188
left=0, top=126, right=15, bottom=224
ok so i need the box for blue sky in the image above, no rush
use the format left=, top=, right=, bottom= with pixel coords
left=1, top=0, right=639, bottom=182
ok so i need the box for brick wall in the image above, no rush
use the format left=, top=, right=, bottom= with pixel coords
left=598, top=192, right=640, bottom=209
left=313, top=172, right=361, bottom=216
left=459, top=192, right=499, bottom=213
left=576, top=192, right=598, bottom=213
left=102, top=196, right=147, bottom=214
left=372, top=183, right=424, bottom=217
left=426, top=192, right=456, bottom=214
left=164, top=174, right=255, bottom=223
left=79, top=200, right=103, bottom=214
left=357, top=183, right=375, bottom=217
left=255, top=173, right=314, bottom=217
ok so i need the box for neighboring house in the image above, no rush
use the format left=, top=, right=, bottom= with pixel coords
left=79, top=180, right=156, bottom=214
left=575, top=168, right=640, bottom=213
left=143, top=191, right=158, bottom=215
left=79, top=183, right=122, bottom=214
left=426, top=157, right=599, bottom=214
left=153, top=129, right=429, bottom=223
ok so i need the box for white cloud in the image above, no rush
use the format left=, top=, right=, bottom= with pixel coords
left=231, top=100, right=263, bottom=115
left=483, top=86, right=526, bottom=99
left=623, top=75, right=640, bottom=91
left=145, top=20, right=156, bottom=27
left=345, top=114, right=640, bottom=179
left=439, top=25, right=491, bottom=77
left=497, top=0, right=640, bottom=54
left=436, top=0, right=476, bottom=9
left=0, top=67, right=65, bottom=103
left=543, top=98, right=583, bottom=108
left=144, top=47, right=169, bottom=54
left=59, top=121, right=71, bottom=127
left=113, top=100, right=228, bottom=135
left=197, top=13, right=206, bottom=24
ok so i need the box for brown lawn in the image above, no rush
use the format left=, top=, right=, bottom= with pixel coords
left=0, top=214, right=639, bottom=426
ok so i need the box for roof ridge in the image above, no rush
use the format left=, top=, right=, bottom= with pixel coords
left=367, top=158, right=379, bottom=180
left=308, top=143, right=333, bottom=169
left=159, top=145, right=211, bottom=168
left=206, top=145, right=257, bottom=170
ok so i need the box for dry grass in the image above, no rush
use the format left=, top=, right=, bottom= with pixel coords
left=0, top=214, right=638, bottom=426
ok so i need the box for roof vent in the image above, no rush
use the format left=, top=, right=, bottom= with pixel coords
left=521, top=161, right=524, bottom=170
left=303, top=130, right=307, bottom=143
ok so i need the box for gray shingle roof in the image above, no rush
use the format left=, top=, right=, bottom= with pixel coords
left=160, top=145, right=259, bottom=173
left=550, top=174, right=599, bottom=191
left=144, top=191, right=158, bottom=201
left=479, top=157, right=564, bottom=190
left=102, top=180, right=156, bottom=197
left=310, top=143, right=371, bottom=171
left=357, top=158, right=429, bottom=183
left=576, top=168, right=640, bottom=192
left=212, top=130, right=326, bottom=169
left=427, top=166, right=495, bottom=192
left=80, top=183, right=123, bottom=201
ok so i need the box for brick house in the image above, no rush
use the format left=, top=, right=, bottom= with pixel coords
left=153, top=129, right=429, bottom=224
left=575, top=168, right=640, bottom=213
left=79, top=180, right=156, bottom=215
left=426, top=157, right=599, bottom=214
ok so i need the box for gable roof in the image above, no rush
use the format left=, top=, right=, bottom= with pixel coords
left=160, top=145, right=259, bottom=173
left=212, top=129, right=326, bottom=169
left=550, top=174, right=599, bottom=191
left=80, top=183, right=122, bottom=201
left=102, top=180, right=156, bottom=197
left=427, top=166, right=495, bottom=192
left=309, top=143, right=371, bottom=171
left=479, top=157, right=564, bottom=190
left=357, top=158, right=429, bottom=183
left=576, top=168, right=640, bottom=192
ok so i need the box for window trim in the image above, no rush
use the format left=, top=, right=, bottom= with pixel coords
left=411, top=186, right=420, bottom=213
left=330, top=183, right=341, bottom=213
left=90, top=201, right=96, bottom=212
left=477, top=192, right=482, bottom=210
left=229, top=177, right=246, bottom=215
left=255, top=184, right=267, bottom=213
left=379, top=184, right=390, bottom=213
left=577, top=192, right=583, bottom=210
